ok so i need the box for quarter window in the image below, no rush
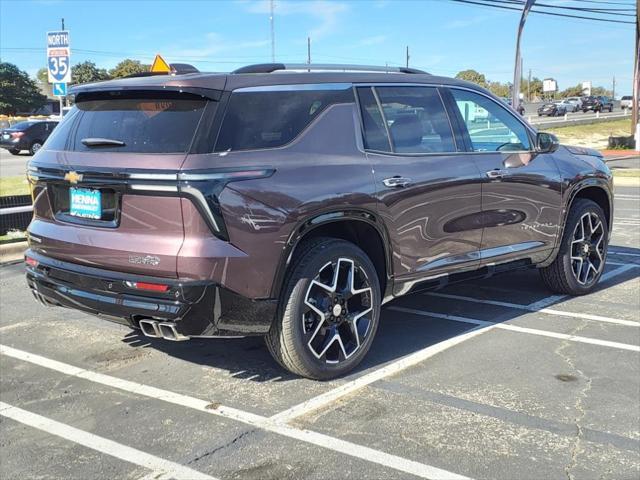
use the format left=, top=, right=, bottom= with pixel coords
left=215, top=87, right=354, bottom=152
left=450, top=89, right=531, bottom=152
left=375, top=86, right=456, bottom=154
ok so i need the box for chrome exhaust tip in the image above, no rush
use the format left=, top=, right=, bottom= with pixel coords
left=158, top=322, right=189, bottom=341
left=138, top=319, right=162, bottom=338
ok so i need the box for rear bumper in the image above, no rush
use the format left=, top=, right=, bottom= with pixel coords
left=25, top=249, right=277, bottom=337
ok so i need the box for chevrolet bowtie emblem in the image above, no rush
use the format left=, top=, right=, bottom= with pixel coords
left=64, top=171, right=83, bottom=184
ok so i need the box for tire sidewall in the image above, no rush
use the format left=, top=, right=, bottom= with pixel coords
left=282, top=241, right=381, bottom=379
left=559, top=200, right=608, bottom=294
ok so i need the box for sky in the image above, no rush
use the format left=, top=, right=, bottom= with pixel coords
left=0, top=0, right=635, bottom=96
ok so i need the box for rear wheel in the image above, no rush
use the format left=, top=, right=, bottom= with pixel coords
left=266, top=238, right=381, bottom=380
left=540, top=199, right=608, bottom=295
left=29, top=141, right=42, bottom=156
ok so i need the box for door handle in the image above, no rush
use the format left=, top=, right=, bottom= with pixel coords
left=383, top=176, right=412, bottom=188
left=486, top=169, right=508, bottom=179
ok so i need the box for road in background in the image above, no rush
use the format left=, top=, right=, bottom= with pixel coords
left=0, top=150, right=30, bottom=178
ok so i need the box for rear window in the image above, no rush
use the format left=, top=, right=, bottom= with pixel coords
left=11, top=121, right=38, bottom=130
left=69, top=94, right=207, bottom=153
left=622, top=96, right=632, bottom=100
left=215, top=87, right=354, bottom=152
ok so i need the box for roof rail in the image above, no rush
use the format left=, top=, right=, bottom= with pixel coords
left=231, top=63, right=428, bottom=75
left=124, top=63, right=200, bottom=78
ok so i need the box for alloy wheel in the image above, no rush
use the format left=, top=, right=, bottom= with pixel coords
left=302, top=258, right=373, bottom=364
left=570, top=212, right=605, bottom=285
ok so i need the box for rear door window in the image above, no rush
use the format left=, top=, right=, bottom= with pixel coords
left=374, top=86, right=456, bottom=154
left=215, top=87, right=354, bottom=152
left=356, top=87, right=392, bottom=152
left=72, top=94, right=207, bottom=153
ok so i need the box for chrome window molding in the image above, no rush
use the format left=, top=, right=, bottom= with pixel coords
left=234, top=83, right=353, bottom=93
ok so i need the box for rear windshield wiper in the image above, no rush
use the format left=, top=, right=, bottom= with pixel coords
left=81, top=137, right=126, bottom=147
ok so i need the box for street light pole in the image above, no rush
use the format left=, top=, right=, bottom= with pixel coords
left=512, top=0, right=535, bottom=110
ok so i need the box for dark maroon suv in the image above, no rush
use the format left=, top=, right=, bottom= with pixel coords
left=25, top=63, right=613, bottom=379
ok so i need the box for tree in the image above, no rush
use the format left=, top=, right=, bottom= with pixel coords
left=455, top=69, right=487, bottom=87
left=109, top=59, right=149, bottom=78
left=36, top=67, right=53, bottom=97
left=560, top=84, right=584, bottom=98
left=591, top=86, right=613, bottom=97
left=0, top=62, right=47, bottom=115
left=72, top=61, right=110, bottom=85
left=520, top=76, right=543, bottom=101
left=487, top=81, right=511, bottom=98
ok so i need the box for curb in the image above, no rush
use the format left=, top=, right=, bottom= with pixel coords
left=0, top=241, right=27, bottom=264
left=613, top=176, right=640, bottom=187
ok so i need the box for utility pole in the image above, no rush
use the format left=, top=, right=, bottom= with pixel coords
left=307, top=37, right=311, bottom=69
left=512, top=0, right=535, bottom=110
left=61, top=17, right=64, bottom=30
left=527, top=69, right=531, bottom=102
left=612, top=75, right=616, bottom=100
left=270, top=0, right=275, bottom=62
left=633, top=0, right=639, bottom=145
left=405, top=46, right=409, bottom=69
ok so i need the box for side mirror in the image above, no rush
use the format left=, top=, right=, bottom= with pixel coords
left=536, top=132, right=559, bottom=153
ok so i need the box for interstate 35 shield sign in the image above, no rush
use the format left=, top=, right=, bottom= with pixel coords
left=47, top=31, right=71, bottom=84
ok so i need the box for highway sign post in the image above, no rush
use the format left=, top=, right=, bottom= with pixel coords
left=47, top=30, right=70, bottom=117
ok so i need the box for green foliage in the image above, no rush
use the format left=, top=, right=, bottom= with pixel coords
left=0, top=62, right=47, bottom=115
left=455, top=69, right=487, bottom=87
left=109, top=59, right=150, bottom=78
left=591, top=86, right=613, bottom=97
left=560, top=84, right=584, bottom=97
left=72, top=61, right=110, bottom=85
left=36, top=67, right=53, bottom=97
left=487, top=81, right=511, bottom=98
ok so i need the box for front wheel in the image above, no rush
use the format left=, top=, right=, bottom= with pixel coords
left=8, top=148, right=20, bottom=155
left=266, top=238, right=381, bottom=380
left=540, top=199, right=608, bottom=295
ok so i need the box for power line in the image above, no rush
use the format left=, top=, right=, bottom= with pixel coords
left=480, top=0, right=635, bottom=16
left=449, top=0, right=635, bottom=24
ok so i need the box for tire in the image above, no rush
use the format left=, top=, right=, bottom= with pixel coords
left=540, top=199, right=608, bottom=295
left=8, top=148, right=20, bottom=155
left=266, top=237, right=381, bottom=380
left=29, top=141, right=42, bottom=156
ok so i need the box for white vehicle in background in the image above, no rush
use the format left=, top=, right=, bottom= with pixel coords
left=556, top=99, right=577, bottom=113
left=565, top=97, right=582, bottom=111
left=620, top=96, right=635, bottom=110
left=455, top=100, right=489, bottom=122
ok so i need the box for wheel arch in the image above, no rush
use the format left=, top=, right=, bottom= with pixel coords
left=270, top=209, right=393, bottom=301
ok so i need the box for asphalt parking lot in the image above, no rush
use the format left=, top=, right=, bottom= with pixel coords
left=0, top=184, right=638, bottom=480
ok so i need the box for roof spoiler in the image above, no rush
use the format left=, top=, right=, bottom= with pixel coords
left=232, top=63, right=428, bottom=75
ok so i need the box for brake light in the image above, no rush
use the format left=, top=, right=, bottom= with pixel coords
left=124, top=281, right=170, bottom=292
left=25, top=256, right=38, bottom=267
left=10, top=132, right=25, bottom=139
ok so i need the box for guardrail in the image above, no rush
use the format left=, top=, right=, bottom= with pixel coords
left=0, top=196, right=32, bottom=236
left=528, top=110, right=630, bottom=129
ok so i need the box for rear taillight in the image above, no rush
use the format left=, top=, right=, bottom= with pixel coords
left=10, top=132, right=25, bottom=139
left=124, top=281, right=170, bottom=292
left=25, top=256, right=38, bottom=267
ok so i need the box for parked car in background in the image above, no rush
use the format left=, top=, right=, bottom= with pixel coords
left=24, top=63, right=613, bottom=379
left=0, top=120, right=58, bottom=155
left=538, top=102, right=565, bottom=116
left=620, top=96, right=635, bottom=110
left=555, top=99, right=577, bottom=113
left=500, top=97, right=525, bottom=115
left=582, top=96, right=613, bottom=113
left=565, top=97, right=583, bottom=110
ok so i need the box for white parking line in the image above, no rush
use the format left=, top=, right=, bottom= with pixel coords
left=388, top=307, right=640, bottom=352
left=609, top=251, right=640, bottom=258
left=424, top=292, right=639, bottom=327
left=270, top=324, right=494, bottom=424
left=0, top=401, right=216, bottom=480
left=526, top=263, right=637, bottom=309
left=0, top=345, right=471, bottom=480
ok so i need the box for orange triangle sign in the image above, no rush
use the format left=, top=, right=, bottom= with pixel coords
left=151, top=54, right=172, bottom=73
